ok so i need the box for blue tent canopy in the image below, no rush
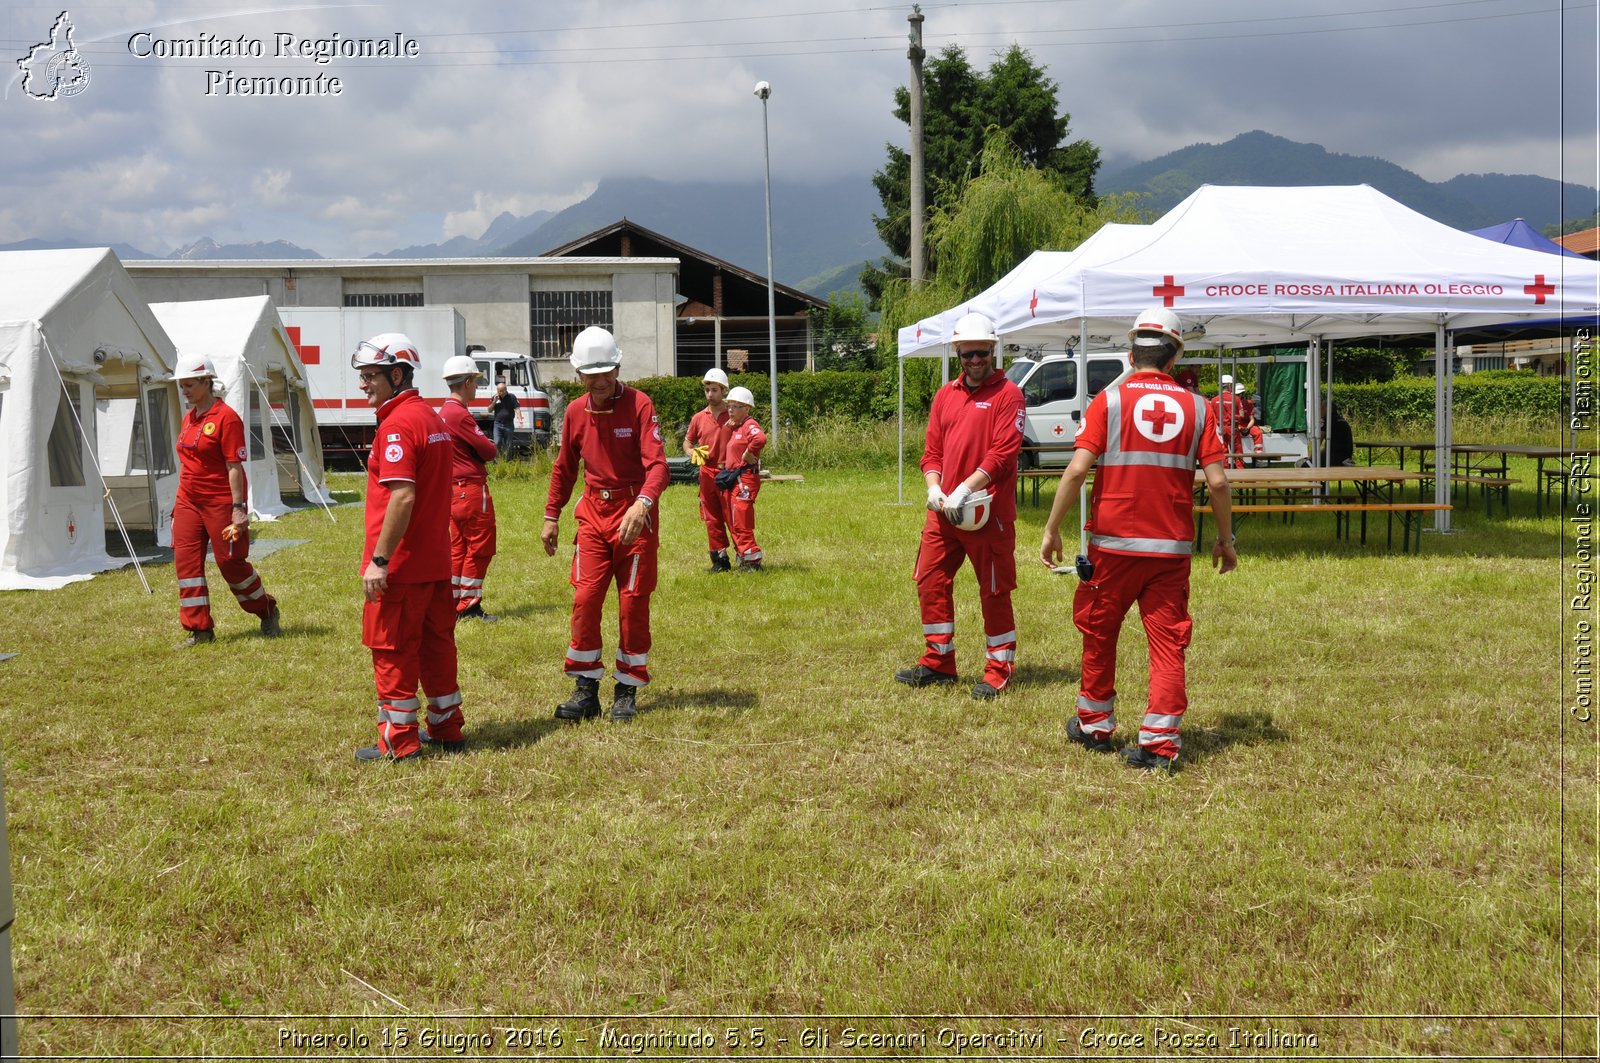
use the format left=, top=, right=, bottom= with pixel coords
left=1468, top=218, right=1587, bottom=258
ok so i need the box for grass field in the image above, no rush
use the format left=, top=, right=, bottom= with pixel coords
left=1, top=423, right=1595, bottom=1058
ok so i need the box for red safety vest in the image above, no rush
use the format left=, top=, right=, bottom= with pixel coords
left=1086, top=377, right=1211, bottom=557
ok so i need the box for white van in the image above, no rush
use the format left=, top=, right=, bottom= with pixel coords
left=1004, top=352, right=1127, bottom=467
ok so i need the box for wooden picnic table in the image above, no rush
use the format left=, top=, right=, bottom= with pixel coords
left=1193, top=465, right=1444, bottom=553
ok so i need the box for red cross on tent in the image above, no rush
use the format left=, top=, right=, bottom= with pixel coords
left=1524, top=274, right=1557, bottom=305
left=1152, top=276, right=1185, bottom=307
left=1142, top=399, right=1177, bottom=434
left=1030, top=289, right=1039, bottom=317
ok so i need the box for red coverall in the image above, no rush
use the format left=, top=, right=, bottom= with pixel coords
left=1208, top=391, right=1246, bottom=468
left=545, top=385, right=670, bottom=688
left=172, top=399, right=275, bottom=634
left=686, top=406, right=732, bottom=553
left=439, top=396, right=498, bottom=616
left=1238, top=394, right=1266, bottom=455
left=721, top=417, right=767, bottom=563
left=1072, top=371, right=1225, bottom=758
left=915, top=370, right=1025, bottom=690
left=363, top=389, right=461, bottom=759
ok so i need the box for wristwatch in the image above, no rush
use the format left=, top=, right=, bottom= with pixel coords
left=371, top=555, right=389, bottom=569
left=638, top=495, right=654, bottom=509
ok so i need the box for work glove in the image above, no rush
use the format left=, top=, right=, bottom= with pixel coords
left=690, top=444, right=710, bottom=466
left=943, top=483, right=973, bottom=521
left=926, top=484, right=947, bottom=512
left=715, top=465, right=743, bottom=490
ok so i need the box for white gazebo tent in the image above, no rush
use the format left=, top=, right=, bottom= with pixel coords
left=150, top=296, right=331, bottom=517
left=899, top=185, right=1600, bottom=531
left=0, top=248, right=183, bottom=590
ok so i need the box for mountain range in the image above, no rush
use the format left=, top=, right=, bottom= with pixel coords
left=6, top=132, right=1593, bottom=298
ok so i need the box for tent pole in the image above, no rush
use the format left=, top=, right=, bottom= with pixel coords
left=1434, top=323, right=1452, bottom=533
left=897, top=356, right=905, bottom=505
left=244, top=362, right=335, bottom=523
left=1076, top=321, right=1090, bottom=561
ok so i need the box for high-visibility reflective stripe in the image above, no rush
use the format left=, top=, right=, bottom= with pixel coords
left=1139, top=730, right=1183, bottom=750
left=1089, top=533, right=1193, bottom=555
left=927, top=641, right=954, bottom=655
left=427, top=707, right=460, bottom=725
left=379, top=707, right=418, bottom=725
left=567, top=666, right=605, bottom=679
left=1142, top=712, right=1183, bottom=730
left=616, top=650, right=648, bottom=666
left=986, top=630, right=1017, bottom=646
left=615, top=672, right=646, bottom=687
left=1097, top=451, right=1194, bottom=469
left=178, top=595, right=209, bottom=608
left=428, top=691, right=462, bottom=709
left=451, top=576, right=465, bottom=586
left=923, top=623, right=954, bottom=636
left=382, top=696, right=422, bottom=710
left=986, top=648, right=1016, bottom=662
left=458, top=577, right=482, bottom=588
left=178, top=577, right=208, bottom=589
left=233, top=587, right=266, bottom=602
left=566, top=646, right=602, bottom=662
left=1077, top=693, right=1115, bottom=713
left=626, top=555, right=640, bottom=592
left=1080, top=716, right=1116, bottom=736
left=744, top=549, right=763, bottom=561
left=227, top=574, right=258, bottom=591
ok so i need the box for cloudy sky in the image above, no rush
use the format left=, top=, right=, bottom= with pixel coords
left=1, top=0, right=1595, bottom=258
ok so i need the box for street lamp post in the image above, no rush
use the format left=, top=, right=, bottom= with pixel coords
left=754, top=80, right=779, bottom=445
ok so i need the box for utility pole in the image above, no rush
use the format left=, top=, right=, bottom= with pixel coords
left=907, top=6, right=926, bottom=286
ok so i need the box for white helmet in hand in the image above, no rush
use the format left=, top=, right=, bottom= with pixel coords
left=945, top=488, right=994, bottom=532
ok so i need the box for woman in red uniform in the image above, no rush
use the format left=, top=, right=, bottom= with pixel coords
left=170, top=353, right=279, bottom=648
left=684, top=367, right=733, bottom=572
left=718, top=386, right=767, bottom=572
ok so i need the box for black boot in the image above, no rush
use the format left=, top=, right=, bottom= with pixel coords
left=554, top=677, right=601, bottom=721
left=707, top=549, right=731, bottom=573
left=610, top=683, right=638, bottom=723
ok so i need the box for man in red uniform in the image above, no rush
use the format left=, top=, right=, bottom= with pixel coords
left=1041, top=306, right=1237, bottom=773
left=170, top=353, right=279, bottom=648
left=1209, top=374, right=1246, bottom=468
left=352, top=332, right=464, bottom=763
left=718, top=385, right=767, bottom=572
left=895, top=311, right=1025, bottom=700
left=684, top=367, right=733, bottom=572
left=439, top=355, right=500, bottom=622
left=1234, top=381, right=1266, bottom=459
left=542, top=326, right=670, bottom=723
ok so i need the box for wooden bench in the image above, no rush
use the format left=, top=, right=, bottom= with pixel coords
left=1195, top=501, right=1453, bottom=553
left=1414, top=470, right=1520, bottom=515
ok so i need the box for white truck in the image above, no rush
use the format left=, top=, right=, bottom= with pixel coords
left=279, top=306, right=551, bottom=466
left=1004, top=352, right=1310, bottom=466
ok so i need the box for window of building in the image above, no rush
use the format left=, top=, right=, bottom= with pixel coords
left=343, top=292, right=423, bottom=308
left=532, top=290, right=613, bottom=360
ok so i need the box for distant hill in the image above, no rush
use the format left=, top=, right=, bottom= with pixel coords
left=169, top=237, right=321, bottom=260
left=370, top=209, right=554, bottom=259
left=0, top=237, right=156, bottom=259
left=1098, top=131, right=1596, bottom=232
left=494, top=175, right=886, bottom=288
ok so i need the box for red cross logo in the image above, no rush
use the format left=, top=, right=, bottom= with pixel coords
left=1030, top=289, right=1039, bottom=317
left=916, top=325, right=922, bottom=342
left=1525, top=274, right=1556, bottom=305
left=1153, top=275, right=1185, bottom=307
left=286, top=325, right=320, bottom=365
left=1132, top=393, right=1185, bottom=443
left=1051, top=423, right=1065, bottom=436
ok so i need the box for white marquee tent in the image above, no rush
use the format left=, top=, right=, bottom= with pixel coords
left=150, top=296, right=330, bottom=517
left=0, top=248, right=184, bottom=590
left=898, top=185, right=1600, bottom=530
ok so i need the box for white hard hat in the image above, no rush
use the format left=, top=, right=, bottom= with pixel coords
left=947, top=488, right=994, bottom=532
left=441, top=354, right=481, bottom=382
left=950, top=311, right=998, bottom=347
left=703, top=368, right=730, bottom=388
left=171, top=353, right=218, bottom=381
left=726, top=385, right=756, bottom=407
left=570, top=326, right=621, bottom=375
left=351, top=332, right=421, bottom=370
left=1233, top=382, right=1247, bottom=394
left=1127, top=306, right=1185, bottom=353
left=1220, top=373, right=1234, bottom=386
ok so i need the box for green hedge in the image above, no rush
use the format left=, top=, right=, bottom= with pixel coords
left=1334, top=371, right=1566, bottom=424
left=546, top=367, right=1566, bottom=434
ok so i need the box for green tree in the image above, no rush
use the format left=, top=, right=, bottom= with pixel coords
left=808, top=291, right=878, bottom=371
left=862, top=44, right=1100, bottom=307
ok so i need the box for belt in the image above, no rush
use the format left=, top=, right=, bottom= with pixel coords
left=591, top=487, right=638, bottom=501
